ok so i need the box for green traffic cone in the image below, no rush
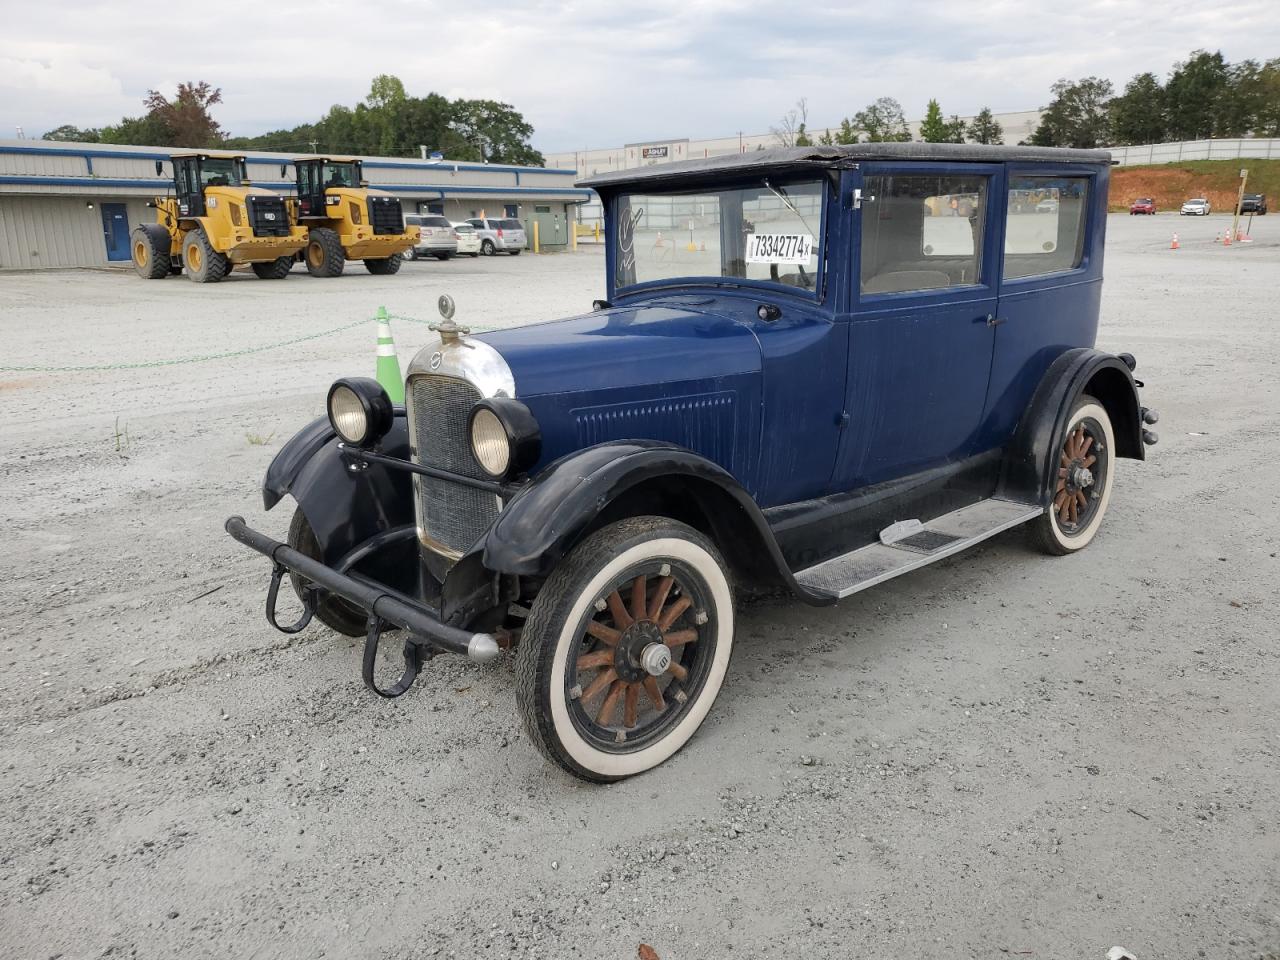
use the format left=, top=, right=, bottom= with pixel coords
left=375, top=306, right=404, bottom=403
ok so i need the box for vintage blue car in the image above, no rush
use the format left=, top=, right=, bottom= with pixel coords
left=227, top=143, right=1158, bottom=781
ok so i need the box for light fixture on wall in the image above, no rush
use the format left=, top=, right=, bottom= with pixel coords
left=85, top=201, right=95, bottom=210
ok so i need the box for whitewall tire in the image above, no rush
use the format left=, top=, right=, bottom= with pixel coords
left=1031, top=396, right=1116, bottom=555
left=515, top=517, right=734, bottom=782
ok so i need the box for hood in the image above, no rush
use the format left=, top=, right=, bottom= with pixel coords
left=476, top=303, right=761, bottom=398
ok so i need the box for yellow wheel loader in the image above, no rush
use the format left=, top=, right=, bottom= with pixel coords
left=131, top=153, right=309, bottom=283
left=287, top=158, right=420, bottom=278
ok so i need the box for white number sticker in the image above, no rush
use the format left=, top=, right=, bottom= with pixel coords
left=745, top=232, right=814, bottom=265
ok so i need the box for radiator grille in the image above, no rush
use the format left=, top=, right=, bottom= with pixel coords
left=368, top=196, right=405, bottom=235
left=409, top=375, right=500, bottom=557
left=246, top=196, right=290, bottom=237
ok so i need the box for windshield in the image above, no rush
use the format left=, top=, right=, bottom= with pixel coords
left=200, top=157, right=245, bottom=187
left=322, top=162, right=359, bottom=187
left=615, top=179, right=825, bottom=294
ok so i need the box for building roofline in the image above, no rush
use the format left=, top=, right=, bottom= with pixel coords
left=0, top=140, right=576, bottom=177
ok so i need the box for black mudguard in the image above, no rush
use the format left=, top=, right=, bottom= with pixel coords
left=261, top=412, right=415, bottom=575
left=476, top=440, right=827, bottom=603
left=1001, top=348, right=1145, bottom=506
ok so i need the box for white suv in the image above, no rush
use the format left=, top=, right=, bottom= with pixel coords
left=466, top=217, right=526, bottom=255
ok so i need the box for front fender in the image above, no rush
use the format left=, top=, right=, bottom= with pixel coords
left=1002, top=348, right=1145, bottom=505
left=261, top=411, right=414, bottom=568
left=478, top=440, right=826, bottom=602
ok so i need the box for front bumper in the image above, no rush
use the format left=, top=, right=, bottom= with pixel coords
left=225, top=516, right=499, bottom=691
left=225, top=233, right=310, bottom=264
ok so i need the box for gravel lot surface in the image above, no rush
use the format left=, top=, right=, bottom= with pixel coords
left=2, top=216, right=1278, bottom=960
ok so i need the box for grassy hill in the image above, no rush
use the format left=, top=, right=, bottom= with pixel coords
left=1108, top=159, right=1280, bottom=212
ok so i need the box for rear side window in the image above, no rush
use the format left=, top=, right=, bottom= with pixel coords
left=1004, top=176, right=1089, bottom=280
left=860, top=173, right=988, bottom=295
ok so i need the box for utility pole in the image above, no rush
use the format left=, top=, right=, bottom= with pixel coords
left=1231, top=168, right=1248, bottom=244
left=309, top=139, right=318, bottom=153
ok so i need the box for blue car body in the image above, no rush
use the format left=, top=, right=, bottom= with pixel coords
left=238, top=141, right=1152, bottom=696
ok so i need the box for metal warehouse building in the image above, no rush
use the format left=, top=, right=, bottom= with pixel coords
left=0, top=139, right=591, bottom=270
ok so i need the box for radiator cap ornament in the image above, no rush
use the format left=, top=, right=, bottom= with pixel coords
left=429, top=294, right=470, bottom=343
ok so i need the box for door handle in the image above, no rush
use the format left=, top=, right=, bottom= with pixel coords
left=983, top=314, right=1006, bottom=327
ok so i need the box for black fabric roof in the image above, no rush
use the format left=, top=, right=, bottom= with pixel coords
left=577, top=143, right=1112, bottom=191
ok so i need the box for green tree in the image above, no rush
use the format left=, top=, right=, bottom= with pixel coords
left=918, top=99, right=949, bottom=142
left=100, top=112, right=174, bottom=147
left=1029, top=77, right=1113, bottom=148
left=1109, top=72, right=1166, bottom=145
left=450, top=99, right=544, bottom=165
left=1254, top=59, right=1280, bottom=136
left=129, top=82, right=226, bottom=148
left=771, top=98, right=813, bottom=147
left=41, top=124, right=101, bottom=142
left=1165, top=50, right=1230, bottom=140
left=853, top=97, right=911, bottom=142
left=945, top=114, right=967, bottom=143
left=966, top=107, right=1003, bottom=144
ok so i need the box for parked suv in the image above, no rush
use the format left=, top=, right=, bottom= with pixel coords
left=467, top=217, right=526, bottom=255
left=1240, top=193, right=1268, bottom=215
left=227, top=143, right=1156, bottom=782
left=404, top=214, right=458, bottom=260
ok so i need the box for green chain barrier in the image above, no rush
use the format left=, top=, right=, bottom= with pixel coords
left=0, top=310, right=495, bottom=374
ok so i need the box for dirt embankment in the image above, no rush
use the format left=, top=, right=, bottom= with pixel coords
left=1108, top=158, right=1280, bottom=212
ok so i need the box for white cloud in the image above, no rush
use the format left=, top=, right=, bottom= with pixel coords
left=0, top=0, right=1277, bottom=148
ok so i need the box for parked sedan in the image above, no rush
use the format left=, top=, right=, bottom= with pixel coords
left=1129, top=198, right=1156, bottom=215
left=1240, top=193, right=1268, bottom=215
left=1180, top=198, right=1211, bottom=216
left=404, top=215, right=458, bottom=260
left=466, top=217, right=527, bottom=255
left=451, top=222, right=482, bottom=256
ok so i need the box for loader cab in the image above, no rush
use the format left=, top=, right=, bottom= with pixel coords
left=294, top=158, right=365, bottom=219
left=167, top=153, right=249, bottom=218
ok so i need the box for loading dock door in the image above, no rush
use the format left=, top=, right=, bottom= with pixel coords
left=100, top=203, right=130, bottom=261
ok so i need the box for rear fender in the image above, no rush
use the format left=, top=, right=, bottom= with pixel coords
left=262, top=411, right=414, bottom=569
left=1002, top=348, right=1144, bottom=505
left=477, top=441, right=829, bottom=603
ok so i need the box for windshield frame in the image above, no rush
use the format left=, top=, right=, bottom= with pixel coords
left=608, top=174, right=832, bottom=304
left=199, top=156, right=247, bottom=188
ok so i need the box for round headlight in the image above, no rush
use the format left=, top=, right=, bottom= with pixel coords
left=326, top=377, right=394, bottom=448
left=470, top=407, right=511, bottom=477
left=329, top=385, right=368, bottom=444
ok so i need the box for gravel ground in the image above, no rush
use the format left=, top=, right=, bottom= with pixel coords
left=1, top=216, right=1278, bottom=960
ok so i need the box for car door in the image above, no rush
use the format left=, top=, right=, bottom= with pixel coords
left=830, top=163, right=1002, bottom=490
left=981, top=168, right=1103, bottom=444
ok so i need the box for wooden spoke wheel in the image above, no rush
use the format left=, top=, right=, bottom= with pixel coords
left=1032, top=395, right=1115, bottom=555
left=516, top=517, right=734, bottom=782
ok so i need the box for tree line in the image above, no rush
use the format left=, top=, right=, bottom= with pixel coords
left=41, top=75, right=544, bottom=166
left=774, top=49, right=1280, bottom=150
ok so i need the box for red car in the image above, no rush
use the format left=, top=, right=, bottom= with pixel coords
left=1130, top=198, right=1156, bottom=215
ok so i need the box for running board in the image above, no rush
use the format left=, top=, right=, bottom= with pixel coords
left=793, top=498, right=1043, bottom=600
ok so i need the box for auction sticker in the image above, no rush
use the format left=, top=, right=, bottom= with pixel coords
left=745, top=233, right=814, bottom=264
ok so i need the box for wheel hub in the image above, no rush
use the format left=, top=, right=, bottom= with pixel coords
left=1068, top=463, right=1094, bottom=490
left=615, top=620, right=664, bottom=682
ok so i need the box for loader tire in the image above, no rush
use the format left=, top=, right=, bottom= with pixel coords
left=132, top=224, right=172, bottom=280
left=183, top=226, right=229, bottom=283
left=251, top=256, right=293, bottom=280
left=305, top=228, right=345, bottom=278
left=364, top=254, right=403, bottom=275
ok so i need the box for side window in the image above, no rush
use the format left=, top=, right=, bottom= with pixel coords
left=1004, top=176, right=1089, bottom=280
left=860, top=174, right=988, bottom=295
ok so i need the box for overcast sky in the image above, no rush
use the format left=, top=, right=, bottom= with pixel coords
left=3, top=0, right=1279, bottom=154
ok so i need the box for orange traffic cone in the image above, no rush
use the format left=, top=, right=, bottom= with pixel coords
left=1224, top=230, right=1231, bottom=246
left=1170, top=233, right=1179, bottom=250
